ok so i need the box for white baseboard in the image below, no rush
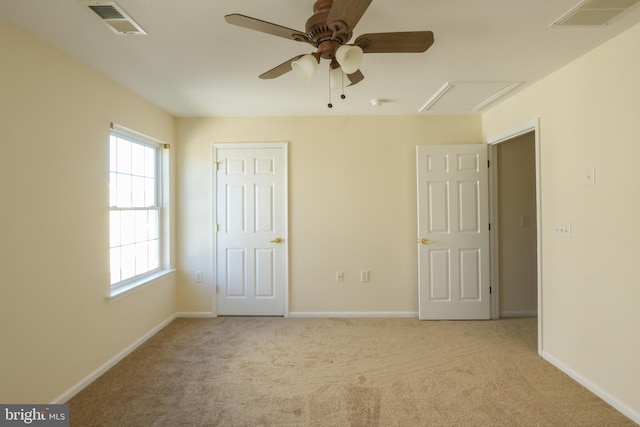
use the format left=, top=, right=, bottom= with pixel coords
left=175, top=312, right=216, bottom=318
left=51, top=313, right=177, bottom=404
left=288, top=311, right=418, bottom=318
left=500, top=310, right=538, bottom=318
left=541, top=350, right=640, bottom=424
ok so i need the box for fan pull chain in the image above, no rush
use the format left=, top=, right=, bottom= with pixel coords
left=327, top=68, right=333, bottom=108
left=328, top=68, right=347, bottom=108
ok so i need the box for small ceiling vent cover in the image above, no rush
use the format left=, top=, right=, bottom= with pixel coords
left=551, top=0, right=640, bottom=26
left=79, top=1, right=146, bottom=35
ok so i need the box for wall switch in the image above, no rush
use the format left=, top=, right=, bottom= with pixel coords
left=553, top=223, right=572, bottom=238
left=361, top=271, right=370, bottom=282
left=336, top=271, right=344, bottom=282
left=195, top=271, right=203, bottom=282
left=584, top=166, right=595, bottom=185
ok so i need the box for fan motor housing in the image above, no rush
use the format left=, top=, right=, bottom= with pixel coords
left=306, top=1, right=352, bottom=58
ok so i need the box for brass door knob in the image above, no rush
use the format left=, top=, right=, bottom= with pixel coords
left=421, top=238, right=432, bottom=245
left=271, top=237, right=283, bottom=243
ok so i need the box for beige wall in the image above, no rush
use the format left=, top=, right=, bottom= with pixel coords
left=483, top=22, right=640, bottom=420
left=176, top=116, right=482, bottom=315
left=0, top=19, right=177, bottom=403
left=3, top=8, right=638, bottom=421
left=497, top=133, right=537, bottom=315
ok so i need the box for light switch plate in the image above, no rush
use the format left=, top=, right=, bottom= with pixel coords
left=584, top=166, right=595, bottom=185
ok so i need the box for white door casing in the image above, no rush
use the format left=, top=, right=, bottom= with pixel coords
left=214, top=143, right=288, bottom=316
left=417, top=145, right=490, bottom=320
left=486, top=118, right=542, bottom=352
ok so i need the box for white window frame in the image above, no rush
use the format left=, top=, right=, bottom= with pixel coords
left=108, top=124, right=170, bottom=299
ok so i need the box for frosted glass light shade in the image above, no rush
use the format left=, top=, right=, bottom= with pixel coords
left=330, top=67, right=352, bottom=89
left=335, top=45, right=363, bottom=74
left=291, top=54, right=319, bottom=83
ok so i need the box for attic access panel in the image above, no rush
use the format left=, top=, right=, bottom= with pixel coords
left=419, top=82, right=521, bottom=114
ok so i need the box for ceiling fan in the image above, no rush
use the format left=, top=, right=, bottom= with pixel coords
left=225, top=0, right=434, bottom=106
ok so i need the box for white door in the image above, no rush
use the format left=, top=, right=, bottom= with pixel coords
left=417, top=144, right=490, bottom=320
left=214, top=143, right=288, bottom=316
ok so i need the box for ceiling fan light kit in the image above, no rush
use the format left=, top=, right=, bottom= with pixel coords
left=334, top=45, right=364, bottom=74
left=330, top=67, right=352, bottom=90
left=225, top=0, right=434, bottom=107
left=291, top=54, right=320, bottom=83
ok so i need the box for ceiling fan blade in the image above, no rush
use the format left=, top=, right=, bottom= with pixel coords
left=225, top=14, right=311, bottom=44
left=354, top=31, right=434, bottom=53
left=347, top=70, right=364, bottom=86
left=327, top=0, right=373, bottom=32
left=259, top=55, right=305, bottom=80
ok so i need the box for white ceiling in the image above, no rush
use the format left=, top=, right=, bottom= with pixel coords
left=2, top=0, right=639, bottom=117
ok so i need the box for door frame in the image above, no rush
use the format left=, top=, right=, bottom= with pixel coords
left=212, top=142, right=289, bottom=317
left=486, top=118, right=542, bottom=354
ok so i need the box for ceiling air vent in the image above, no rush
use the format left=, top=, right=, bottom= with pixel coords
left=79, top=1, right=146, bottom=35
left=551, top=0, right=640, bottom=26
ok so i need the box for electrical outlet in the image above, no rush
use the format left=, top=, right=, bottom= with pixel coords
left=553, top=223, right=572, bottom=238
left=336, top=271, right=344, bottom=282
left=195, top=271, right=203, bottom=282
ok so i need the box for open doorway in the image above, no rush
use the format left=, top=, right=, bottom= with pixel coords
left=487, top=119, right=542, bottom=353
left=495, top=132, right=537, bottom=317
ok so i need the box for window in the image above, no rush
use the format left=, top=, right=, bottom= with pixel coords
left=109, top=126, right=162, bottom=291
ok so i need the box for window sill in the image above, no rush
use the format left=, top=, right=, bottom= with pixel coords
left=107, top=269, right=176, bottom=303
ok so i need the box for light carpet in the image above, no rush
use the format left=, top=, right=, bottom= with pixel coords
left=68, top=317, right=635, bottom=426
